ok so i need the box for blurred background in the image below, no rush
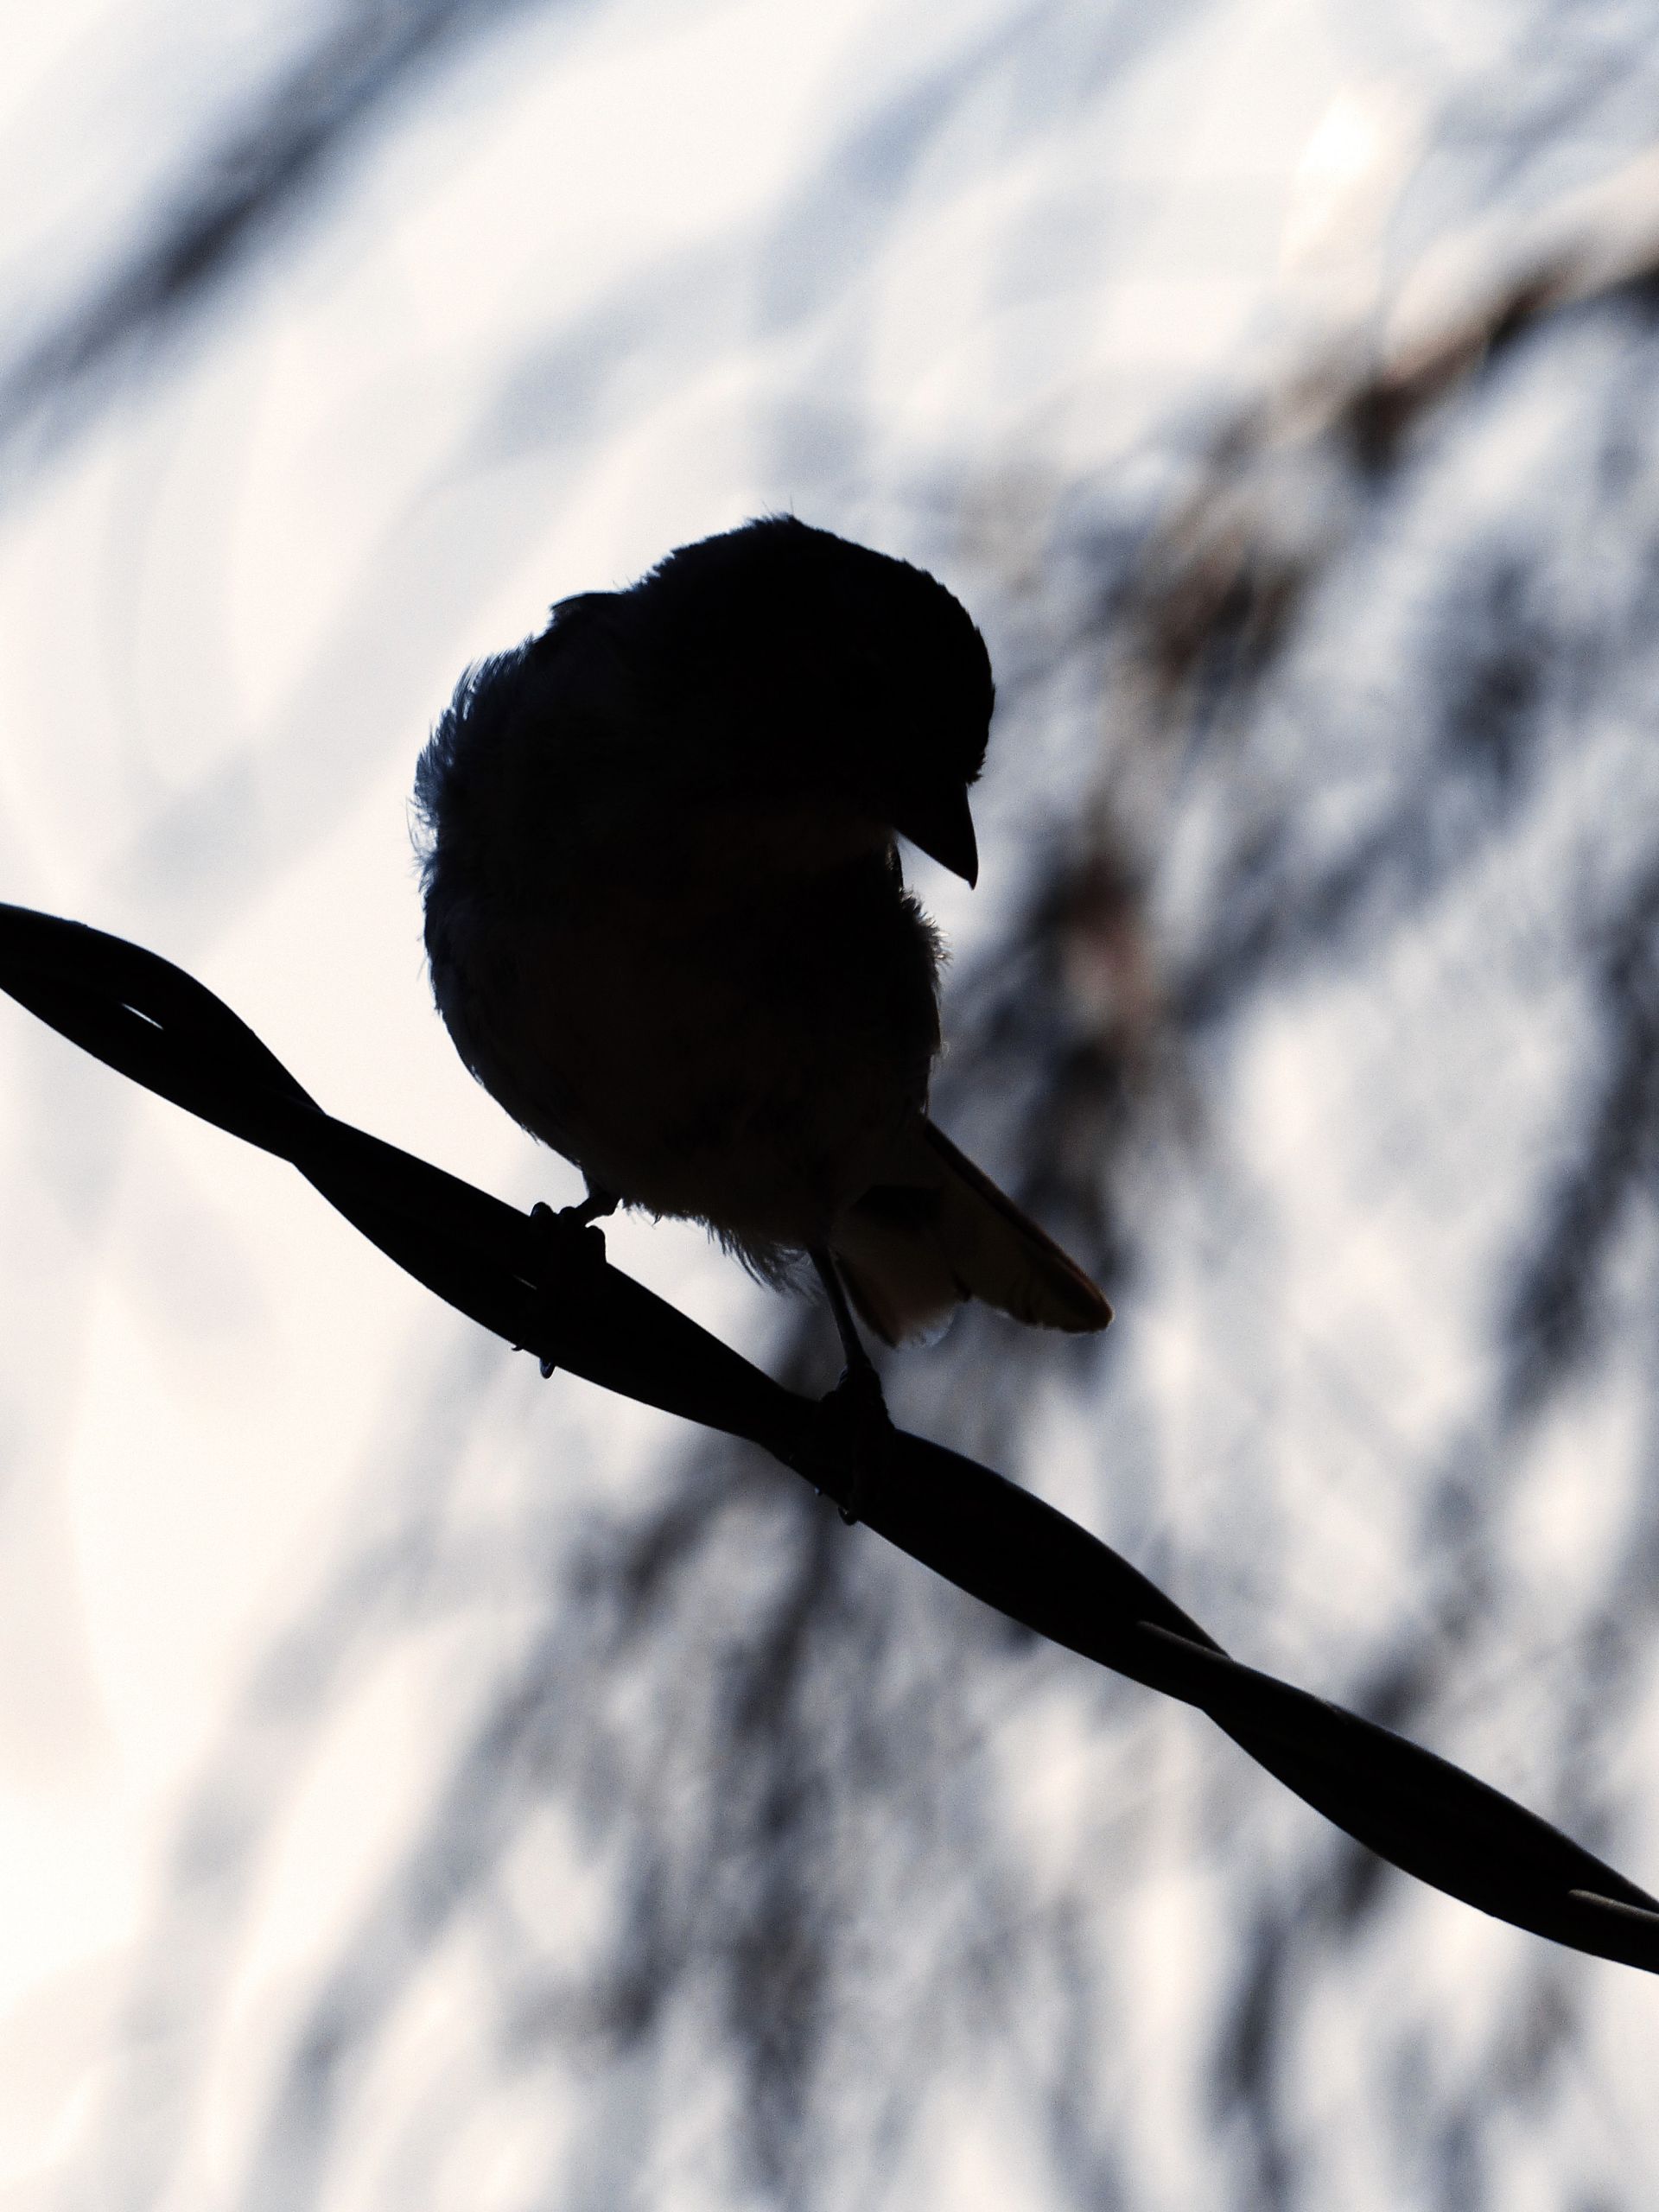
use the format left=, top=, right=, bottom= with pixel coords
left=3, top=0, right=1659, bottom=2203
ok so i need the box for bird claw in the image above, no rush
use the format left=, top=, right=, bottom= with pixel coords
left=815, top=1361, right=895, bottom=1525
left=528, top=1198, right=609, bottom=1377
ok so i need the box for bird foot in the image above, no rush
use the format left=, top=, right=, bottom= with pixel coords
left=527, top=1198, right=609, bottom=1377
left=815, top=1361, right=895, bottom=1525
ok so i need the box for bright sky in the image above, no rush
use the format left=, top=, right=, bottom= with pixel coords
left=0, top=0, right=1421, bottom=2196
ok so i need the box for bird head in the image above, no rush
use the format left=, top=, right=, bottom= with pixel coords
left=630, top=517, right=995, bottom=885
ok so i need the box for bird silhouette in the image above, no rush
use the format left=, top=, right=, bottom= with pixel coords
left=414, top=517, right=1109, bottom=1469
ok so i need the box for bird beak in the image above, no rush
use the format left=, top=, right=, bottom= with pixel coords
left=893, top=781, right=979, bottom=887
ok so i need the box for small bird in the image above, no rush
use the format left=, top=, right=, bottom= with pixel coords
left=413, top=516, right=1109, bottom=1416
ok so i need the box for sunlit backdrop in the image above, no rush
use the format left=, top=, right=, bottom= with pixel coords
left=3, top=0, right=1659, bottom=2204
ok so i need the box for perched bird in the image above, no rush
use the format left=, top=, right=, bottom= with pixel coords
left=413, top=516, right=1109, bottom=1402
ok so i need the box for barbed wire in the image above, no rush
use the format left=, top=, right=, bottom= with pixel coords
left=3, top=896, right=1656, bottom=1980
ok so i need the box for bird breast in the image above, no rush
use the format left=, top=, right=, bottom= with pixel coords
left=428, top=809, right=943, bottom=1263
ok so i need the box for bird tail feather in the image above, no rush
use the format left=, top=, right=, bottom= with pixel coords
left=830, top=1118, right=1112, bottom=1348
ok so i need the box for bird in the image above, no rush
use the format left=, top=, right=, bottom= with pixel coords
left=413, top=516, right=1110, bottom=1459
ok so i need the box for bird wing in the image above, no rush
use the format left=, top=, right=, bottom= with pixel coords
left=830, top=1117, right=1113, bottom=1347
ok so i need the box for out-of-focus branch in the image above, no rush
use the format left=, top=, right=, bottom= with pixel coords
left=1125, top=140, right=1659, bottom=709
left=0, top=0, right=575, bottom=476
left=3, top=898, right=1657, bottom=1977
